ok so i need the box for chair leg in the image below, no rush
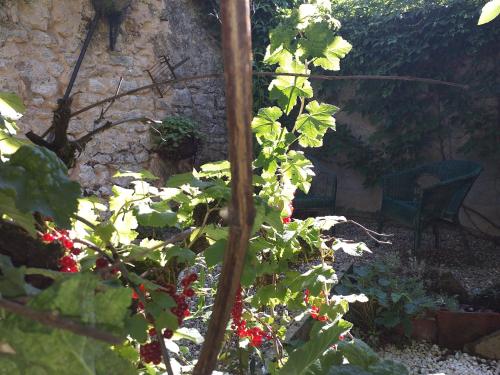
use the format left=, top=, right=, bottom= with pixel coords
left=432, top=223, right=440, bottom=249
left=458, top=224, right=471, bottom=252
left=413, top=224, right=422, bottom=258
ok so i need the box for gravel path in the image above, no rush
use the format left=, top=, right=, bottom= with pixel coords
left=378, top=342, right=499, bottom=375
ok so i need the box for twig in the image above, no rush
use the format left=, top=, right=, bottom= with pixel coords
left=98, top=77, right=123, bottom=121
left=0, top=297, right=123, bottom=345
left=335, top=219, right=393, bottom=244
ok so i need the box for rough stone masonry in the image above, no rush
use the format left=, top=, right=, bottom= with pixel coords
left=0, top=0, right=226, bottom=195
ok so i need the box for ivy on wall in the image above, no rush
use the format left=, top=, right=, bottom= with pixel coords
left=319, top=0, right=500, bottom=186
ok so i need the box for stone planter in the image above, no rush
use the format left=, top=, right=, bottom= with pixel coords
left=436, top=310, right=500, bottom=350
left=156, top=136, right=199, bottom=161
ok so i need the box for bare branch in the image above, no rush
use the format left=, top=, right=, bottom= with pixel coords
left=0, top=297, right=123, bottom=345
left=70, top=72, right=467, bottom=119
left=334, top=219, right=393, bottom=245
left=74, top=116, right=161, bottom=145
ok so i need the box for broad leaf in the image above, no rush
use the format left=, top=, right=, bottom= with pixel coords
left=0, top=92, right=25, bottom=121
left=0, top=145, right=80, bottom=228
left=478, top=0, right=500, bottom=25
left=251, top=106, right=283, bottom=142
left=295, top=101, right=338, bottom=147
left=279, top=320, right=352, bottom=375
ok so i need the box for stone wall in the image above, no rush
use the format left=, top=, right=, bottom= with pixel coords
left=0, top=0, right=226, bottom=194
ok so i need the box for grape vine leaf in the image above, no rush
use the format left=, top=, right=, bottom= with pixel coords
left=251, top=106, right=283, bottom=142
left=0, top=145, right=80, bottom=228
left=295, top=101, right=338, bottom=147
left=269, top=60, right=313, bottom=114
left=312, top=36, right=352, bottom=71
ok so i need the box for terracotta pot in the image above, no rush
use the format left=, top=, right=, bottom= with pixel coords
left=411, top=316, right=438, bottom=343
left=436, top=310, right=500, bottom=349
left=156, top=137, right=199, bottom=161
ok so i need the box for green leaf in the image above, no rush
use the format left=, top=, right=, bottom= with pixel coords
left=0, top=145, right=81, bottom=228
left=172, top=327, right=205, bottom=344
left=135, top=204, right=177, bottom=228
left=164, top=246, right=196, bottom=264
left=199, top=160, right=231, bottom=178
left=299, top=21, right=337, bottom=60
left=251, top=106, right=283, bottom=142
left=268, top=10, right=300, bottom=53
left=337, top=339, right=379, bottom=369
left=0, top=191, right=36, bottom=236
left=0, top=92, right=25, bottom=121
left=269, top=60, right=313, bottom=114
left=312, top=36, right=352, bottom=71
left=0, top=274, right=135, bottom=374
left=204, top=239, right=226, bottom=267
left=125, top=314, right=149, bottom=343
left=295, top=101, right=338, bottom=148
left=279, top=320, right=352, bottom=375
left=478, top=0, right=500, bottom=25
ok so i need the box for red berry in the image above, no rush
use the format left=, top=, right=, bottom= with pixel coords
left=41, top=233, right=55, bottom=243
left=95, top=257, right=109, bottom=269
left=188, top=273, right=198, bottom=282
left=163, top=329, right=173, bottom=339
left=183, top=288, right=195, bottom=297
left=282, top=216, right=291, bottom=224
left=59, top=256, right=76, bottom=268
left=148, top=328, right=157, bottom=337
left=61, top=237, right=73, bottom=250
left=70, top=248, right=81, bottom=256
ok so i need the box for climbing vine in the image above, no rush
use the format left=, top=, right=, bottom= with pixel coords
left=319, top=0, right=500, bottom=186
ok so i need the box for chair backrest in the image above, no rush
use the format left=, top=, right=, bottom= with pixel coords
left=421, top=160, right=483, bottom=220
left=420, top=172, right=482, bottom=221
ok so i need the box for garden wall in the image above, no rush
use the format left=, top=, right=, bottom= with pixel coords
left=0, top=0, right=226, bottom=195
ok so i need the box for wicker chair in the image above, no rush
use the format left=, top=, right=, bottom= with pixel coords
left=294, top=157, right=337, bottom=216
left=378, top=160, right=483, bottom=254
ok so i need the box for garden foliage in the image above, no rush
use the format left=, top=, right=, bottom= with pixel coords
left=321, top=0, right=500, bottom=186
left=0, top=1, right=408, bottom=374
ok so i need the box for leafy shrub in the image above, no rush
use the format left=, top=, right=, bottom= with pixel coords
left=151, top=116, right=202, bottom=148
left=336, top=262, right=436, bottom=335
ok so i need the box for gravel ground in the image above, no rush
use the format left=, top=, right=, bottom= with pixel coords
left=332, top=215, right=500, bottom=294
left=378, top=342, right=499, bottom=375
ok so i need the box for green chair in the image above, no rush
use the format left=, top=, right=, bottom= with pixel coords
left=294, top=157, right=337, bottom=216
left=378, top=160, right=483, bottom=255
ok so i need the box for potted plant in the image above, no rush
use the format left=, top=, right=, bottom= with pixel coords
left=150, top=116, right=203, bottom=161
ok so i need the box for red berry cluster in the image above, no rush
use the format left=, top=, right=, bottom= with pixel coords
left=230, top=286, right=270, bottom=347
left=138, top=273, right=198, bottom=365
left=282, top=201, right=294, bottom=224
left=41, top=229, right=79, bottom=273
left=139, top=341, right=161, bottom=365
left=304, top=289, right=329, bottom=322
